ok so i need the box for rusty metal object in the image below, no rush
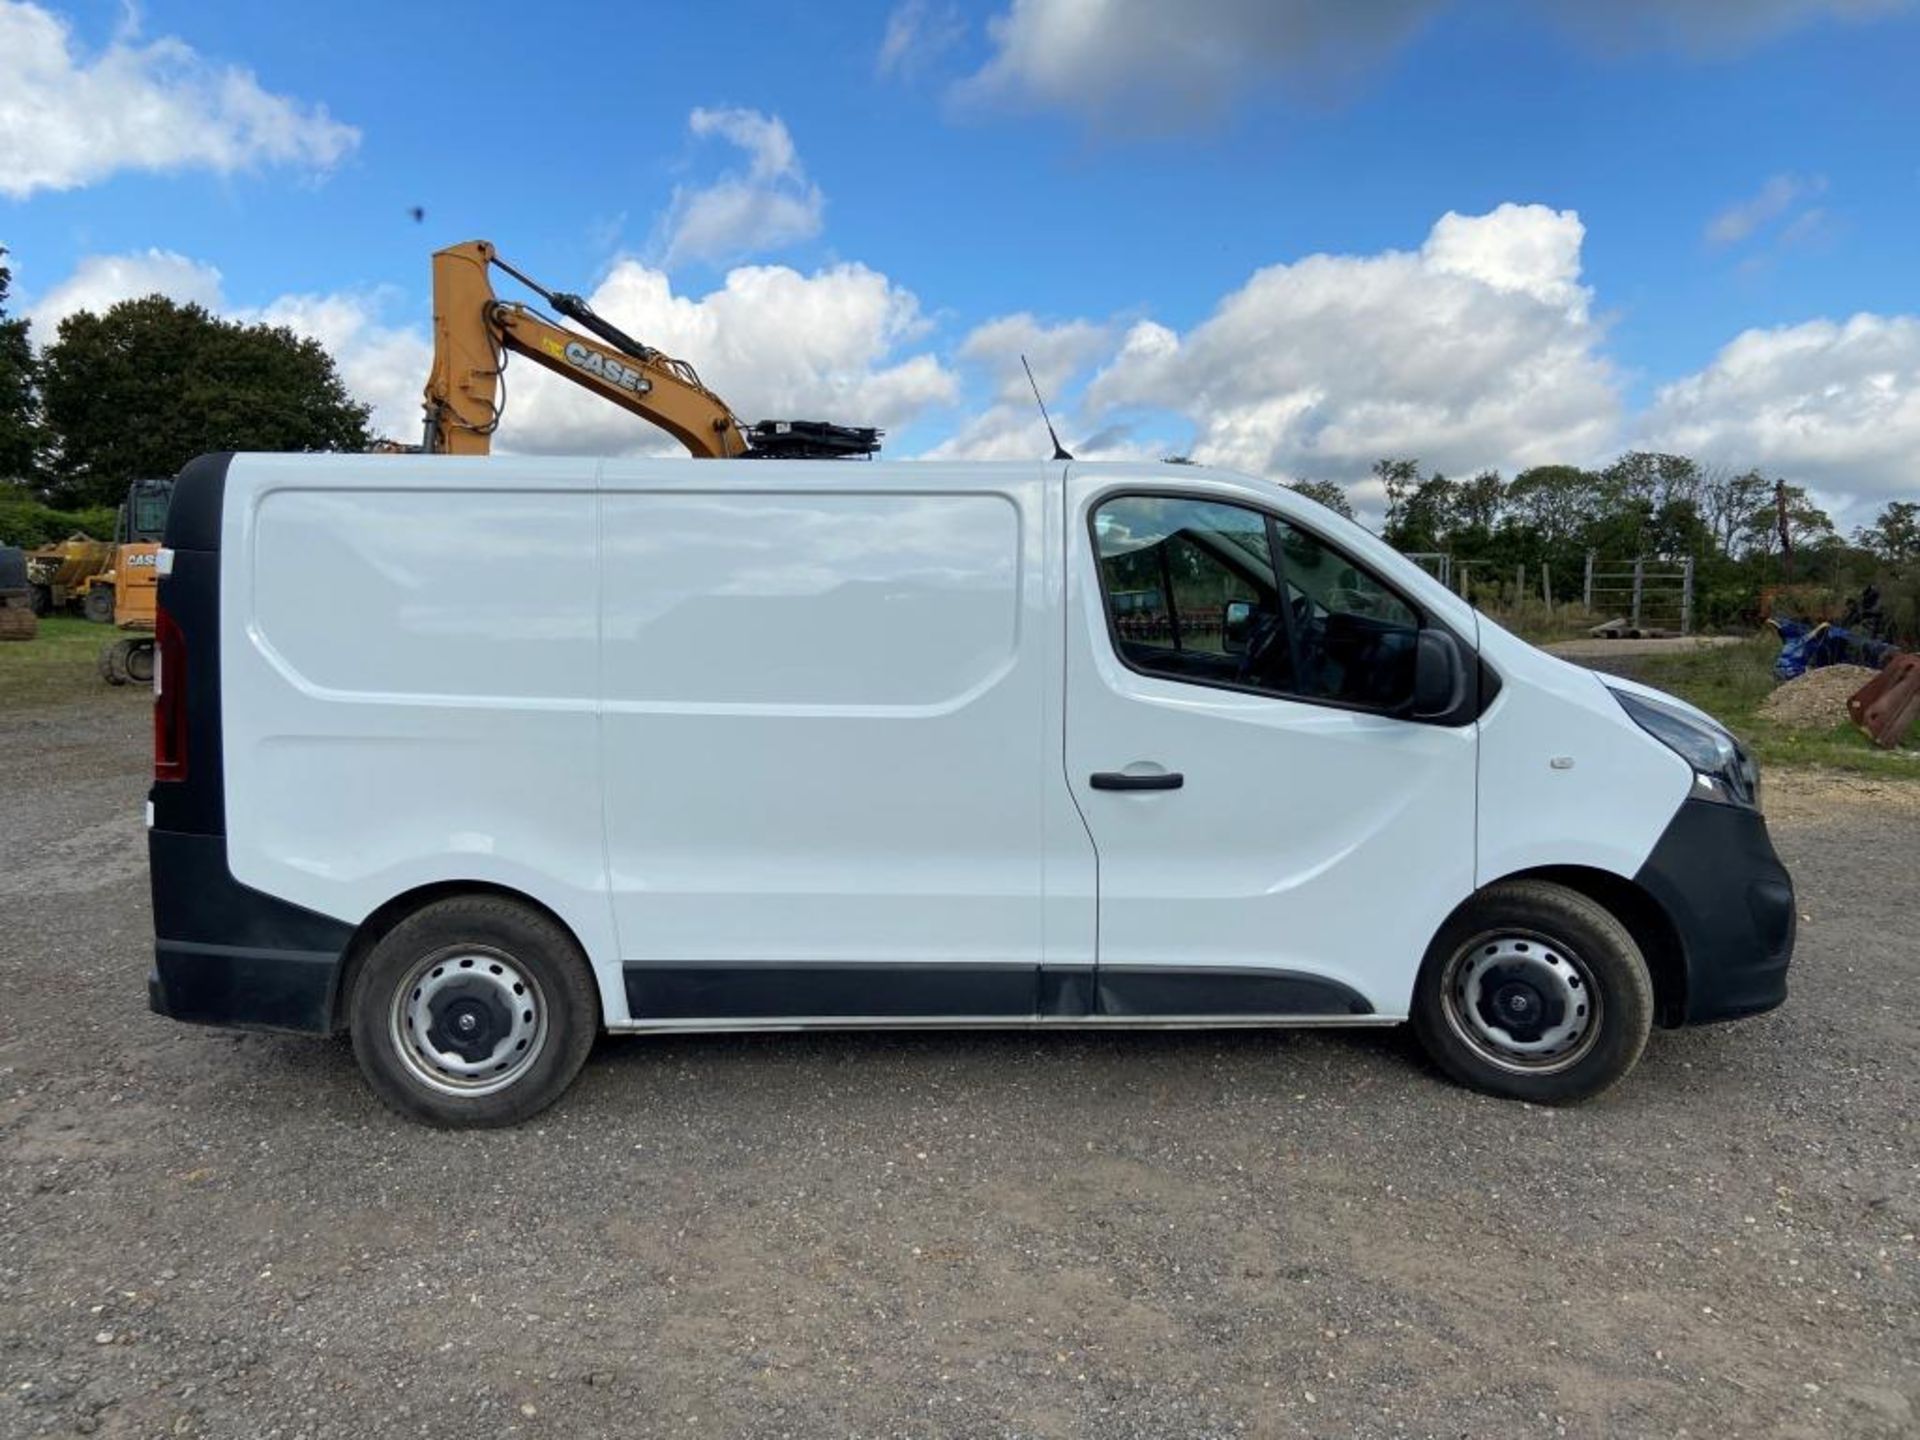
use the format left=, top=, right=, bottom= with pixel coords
left=1848, top=655, right=1920, bottom=750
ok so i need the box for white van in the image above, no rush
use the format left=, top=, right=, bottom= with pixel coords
left=146, top=452, right=1794, bottom=1126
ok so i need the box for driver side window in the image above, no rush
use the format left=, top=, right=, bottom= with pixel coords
left=1092, top=495, right=1420, bottom=711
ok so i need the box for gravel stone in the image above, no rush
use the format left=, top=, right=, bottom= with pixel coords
left=1, top=691, right=1915, bottom=1437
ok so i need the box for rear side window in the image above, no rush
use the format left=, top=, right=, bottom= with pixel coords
left=1092, top=494, right=1421, bottom=712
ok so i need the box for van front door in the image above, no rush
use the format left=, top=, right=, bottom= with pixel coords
left=1065, top=482, right=1477, bottom=1020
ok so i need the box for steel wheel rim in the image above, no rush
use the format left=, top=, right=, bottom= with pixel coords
left=1439, top=930, right=1601, bottom=1076
left=389, top=946, right=549, bottom=1097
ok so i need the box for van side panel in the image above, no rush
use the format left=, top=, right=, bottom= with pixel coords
left=218, top=455, right=623, bottom=1020
left=597, top=466, right=1059, bottom=1018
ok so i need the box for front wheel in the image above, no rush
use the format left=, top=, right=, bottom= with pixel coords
left=1412, top=879, right=1653, bottom=1104
left=349, top=896, right=600, bottom=1127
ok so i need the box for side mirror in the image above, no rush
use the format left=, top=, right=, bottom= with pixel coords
left=1411, top=628, right=1471, bottom=722
left=1222, top=600, right=1255, bottom=654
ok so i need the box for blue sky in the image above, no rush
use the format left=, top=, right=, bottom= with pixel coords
left=2, top=0, right=1917, bottom=524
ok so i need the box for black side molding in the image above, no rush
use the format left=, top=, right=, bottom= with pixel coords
left=1096, top=966, right=1374, bottom=1018
left=624, top=962, right=1041, bottom=1020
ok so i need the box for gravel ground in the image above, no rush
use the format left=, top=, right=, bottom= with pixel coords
left=1, top=693, right=1916, bottom=1439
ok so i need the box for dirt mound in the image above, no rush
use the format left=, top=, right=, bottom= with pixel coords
left=1759, top=664, right=1879, bottom=730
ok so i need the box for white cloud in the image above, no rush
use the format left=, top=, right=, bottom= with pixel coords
left=1705, top=173, right=1827, bottom=249
left=878, top=0, right=967, bottom=77
left=1639, top=313, right=1920, bottom=514
left=927, top=312, right=1152, bottom=461
left=26, top=249, right=224, bottom=337
left=955, top=0, right=1438, bottom=134
left=0, top=0, right=358, bottom=198
left=955, top=0, right=1915, bottom=133
left=1082, top=204, right=1621, bottom=496
left=658, top=108, right=825, bottom=267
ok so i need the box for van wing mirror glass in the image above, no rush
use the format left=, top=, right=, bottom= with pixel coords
left=1410, top=628, right=1470, bottom=722
left=1222, top=600, right=1254, bottom=654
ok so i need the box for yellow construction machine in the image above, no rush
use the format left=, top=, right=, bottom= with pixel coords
left=93, top=477, right=172, bottom=684
left=26, top=534, right=114, bottom=616
left=422, top=239, right=880, bottom=459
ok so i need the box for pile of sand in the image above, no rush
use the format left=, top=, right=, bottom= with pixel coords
left=1758, top=664, right=1878, bottom=730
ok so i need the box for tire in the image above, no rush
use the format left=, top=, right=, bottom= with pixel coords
left=1411, top=879, right=1653, bottom=1105
left=123, top=639, right=154, bottom=684
left=349, top=895, right=600, bottom=1128
left=0, top=603, right=36, bottom=641
left=29, top=584, right=51, bottom=617
left=99, top=640, right=131, bottom=685
left=83, top=585, right=115, bottom=624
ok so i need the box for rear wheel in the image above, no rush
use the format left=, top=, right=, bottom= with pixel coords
left=98, top=638, right=137, bottom=685
left=349, top=896, right=599, bottom=1128
left=29, top=584, right=51, bottom=617
left=1412, top=879, right=1653, bottom=1104
left=123, top=638, right=154, bottom=684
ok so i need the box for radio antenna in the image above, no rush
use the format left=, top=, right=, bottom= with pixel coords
left=1021, top=355, right=1073, bottom=461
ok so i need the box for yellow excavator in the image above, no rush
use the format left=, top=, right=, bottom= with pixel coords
left=422, top=239, right=880, bottom=460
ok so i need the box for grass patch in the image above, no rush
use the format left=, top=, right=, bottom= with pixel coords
left=1575, top=636, right=1918, bottom=778
left=0, top=615, right=132, bottom=711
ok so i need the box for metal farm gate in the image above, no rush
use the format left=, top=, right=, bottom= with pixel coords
left=1583, top=554, right=1695, bottom=636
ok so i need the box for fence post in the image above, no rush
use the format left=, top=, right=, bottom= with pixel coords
left=1681, top=556, right=1695, bottom=636
left=1542, top=562, right=1553, bottom=617
left=1631, top=557, right=1644, bottom=630
left=1583, top=551, right=1595, bottom=611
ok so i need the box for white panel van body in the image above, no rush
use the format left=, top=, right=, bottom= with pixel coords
left=147, top=453, right=1794, bottom=1125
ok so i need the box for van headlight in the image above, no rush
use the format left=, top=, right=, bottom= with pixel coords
left=1610, top=688, right=1760, bottom=810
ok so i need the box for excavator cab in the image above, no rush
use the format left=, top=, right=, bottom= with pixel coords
left=96, top=477, right=174, bottom=686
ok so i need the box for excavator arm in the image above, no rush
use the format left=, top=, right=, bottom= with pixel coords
left=422, top=240, right=879, bottom=461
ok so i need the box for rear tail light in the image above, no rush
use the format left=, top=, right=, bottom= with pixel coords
left=154, top=602, right=188, bottom=783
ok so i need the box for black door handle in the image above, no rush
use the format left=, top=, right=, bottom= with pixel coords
left=1090, top=771, right=1184, bottom=791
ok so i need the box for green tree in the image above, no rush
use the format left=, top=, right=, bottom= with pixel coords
left=1700, top=466, right=1768, bottom=557
left=1452, top=469, right=1506, bottom=535
left=39, top=296, right=370, bottom=506
left=1287, top=479, right=1355, bottom=520
left=1504, top=465, right=1598, bottom=548
left=0, top=248, right=41, bottom=483
left=1374, top=458, right=1423, bottom=536
left=1857, top=500, right=1920, bottom=564
left=1739, top=481, right=1835, bottom=558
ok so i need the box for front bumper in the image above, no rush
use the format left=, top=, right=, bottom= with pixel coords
left=1634, top=797, right=1795, bottom=1024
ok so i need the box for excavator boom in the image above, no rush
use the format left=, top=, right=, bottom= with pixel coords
left=422, top=240, right=880, bottom=461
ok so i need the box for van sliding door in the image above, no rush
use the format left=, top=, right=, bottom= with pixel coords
left=596, top=466, right=1082, bottom=1026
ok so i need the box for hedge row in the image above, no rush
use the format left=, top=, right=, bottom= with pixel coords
left=0, top=498, right=119, bottom=548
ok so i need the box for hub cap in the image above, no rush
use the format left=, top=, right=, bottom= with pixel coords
left=390, top=947, right=548, bottom=1096
left=1439, top=932, right=1599, bottom=1075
